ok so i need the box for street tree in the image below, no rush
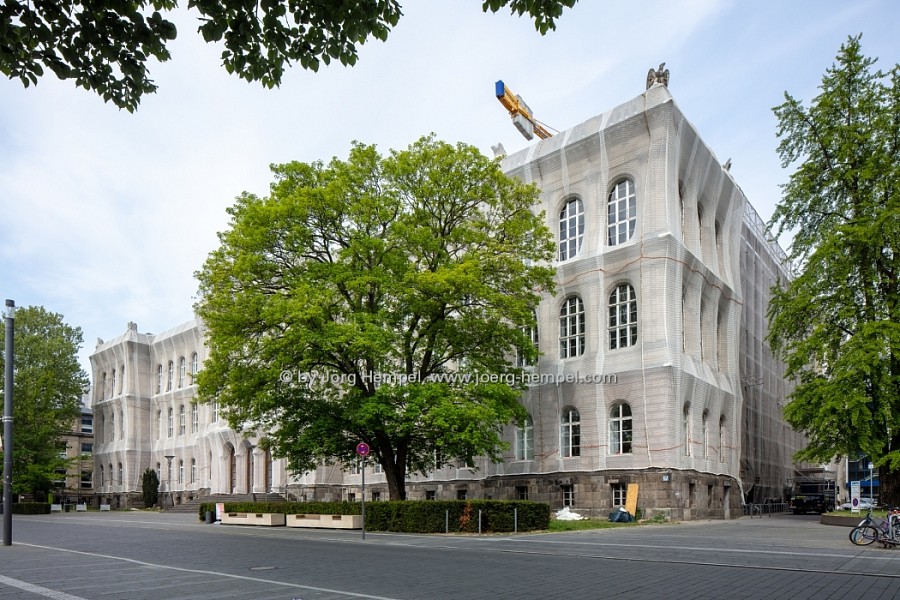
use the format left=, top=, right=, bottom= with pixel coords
left=196, top=135, right=555, bottom=500
left=0, top=306, right=89, bottom=497
left=141, top=468, right=160, bottom=508
left=767, top=35, right=900, bottom=502
left=1, top=0, right=577, bottom=112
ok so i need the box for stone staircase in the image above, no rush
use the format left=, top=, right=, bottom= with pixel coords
left=165, top=492, right=287, bottom=515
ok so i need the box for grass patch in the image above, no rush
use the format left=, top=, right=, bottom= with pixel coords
left=547, top=518, right=639, bottom=532
left=827, top=508, right=882, bottom=518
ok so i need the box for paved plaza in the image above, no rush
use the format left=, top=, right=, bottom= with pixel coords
left=0, top=512, right=898, bottom=599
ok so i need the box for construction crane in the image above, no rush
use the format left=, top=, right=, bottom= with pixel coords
left=494, top=80, right=554, bottom=141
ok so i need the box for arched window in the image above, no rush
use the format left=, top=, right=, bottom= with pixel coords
left=609, top=283, right=637, bottom=349
left=558, top=198, right=584, bottom=261
left=683, top=403, right=691, bottom=456
left=178, top=405, right=185, bottom=435
left=559, top=296, right=585, bottom=358
left=178, top=459, right=184, bottom=485
left=156, top=410, right=162, bottom=439
left=178, top=357, right=186, bottom=388
left=109, top=412, right=115, bottom=441
left=191, top=458, right=197, bottom=484
left=717, top=305, right=728, bottom=371
left=99, top=465, right=104, bottom=487
left=719, top=415, right=727, bottom=463
left=167, top=408, right=174, bottom=437
left=516, top=321, right=539, bottom=367
left=117, top=463, right=123, bottom=486
left=699, top=299, right=706, bottom=361
left=607, top=179, right=636, bottom=246
left=715, top=220, right=725, bottom=273
left=191, top=352, right=199, bottom=378
left=191, top=403, right=199, bottom=433
left=560, top=408, right=581, bottom=458
left=110, top=367, right=117, bottom=397
left=702, top=410, right=710, bottom=458
left=156, top=365, right=163, bottom=394
left=101, top=373, right=107, bottom=400
left=515, top=415, right=534, bottom=460
left=167, top=361, right=174, bottom=391
left=609, top=403, right=633, bottom=455
left=697, top=204, right=704, bottom=256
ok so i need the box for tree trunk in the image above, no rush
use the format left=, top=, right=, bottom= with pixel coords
left=384, top=460, right=407, bottom=500
left=881, top=467, right=900, bottom=507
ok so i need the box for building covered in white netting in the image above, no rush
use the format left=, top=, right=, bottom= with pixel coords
left=89, top=83, right=804, bottom=520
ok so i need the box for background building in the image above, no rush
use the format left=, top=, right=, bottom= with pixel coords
left=56, top=402, right=94, bottom=505
left=90, top=83, right=806, bottom=518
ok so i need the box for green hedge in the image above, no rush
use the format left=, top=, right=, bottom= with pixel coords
left=11, top=502, right=51, bottom=515
left=199, top=499, right=550, bottom=533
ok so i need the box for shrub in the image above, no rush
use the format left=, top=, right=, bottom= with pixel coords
left=198, top=499, right=550, bottom=533
left=11, top=502, right=51, bottom=515
left=141, top=468, right=159, bottom=508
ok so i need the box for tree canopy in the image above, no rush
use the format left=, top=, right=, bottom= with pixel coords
left=195, top=135, right=555, bottom=500
left=1, top=0, right=577, bottom=112
left=0, top=306, right=89, bottom=496
left=767, top=35, right=900, bottom=499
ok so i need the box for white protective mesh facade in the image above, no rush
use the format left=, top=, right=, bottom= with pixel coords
left=410, top=84, right=802, bottom=518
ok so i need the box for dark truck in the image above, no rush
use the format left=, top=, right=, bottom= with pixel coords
left=790, top=494, right=833, bottom=515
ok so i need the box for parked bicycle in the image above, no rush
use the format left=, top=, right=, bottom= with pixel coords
left=849, top=507, right=900, bottom=547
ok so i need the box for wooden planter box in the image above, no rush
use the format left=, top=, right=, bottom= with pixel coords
left=221, top=512, right=286, bottom=527
left=286, top=514, right=362, bottom=529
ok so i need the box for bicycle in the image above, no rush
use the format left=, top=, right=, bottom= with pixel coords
left=849, top=507, right=900, bottom=547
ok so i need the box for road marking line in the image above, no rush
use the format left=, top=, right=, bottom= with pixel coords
left=0, top=574, right=90, bottom=600
left=20, top=543, right=403, bottom=600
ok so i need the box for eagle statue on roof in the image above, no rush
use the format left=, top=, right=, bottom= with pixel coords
left=646, top=63, right=670, bottom=89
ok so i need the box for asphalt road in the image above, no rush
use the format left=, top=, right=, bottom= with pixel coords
left=0, top=512, right=898, bottom=599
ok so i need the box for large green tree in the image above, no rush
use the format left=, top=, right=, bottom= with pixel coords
left=0, top=306, right=89, bottom=496
left=196, top=135, right=555, bottom=500
left=767, top=35, right=900, bottom=502
left=1, top=0, right=576, bottom=112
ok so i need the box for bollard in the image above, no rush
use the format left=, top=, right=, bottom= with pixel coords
left=478, top=509, right=482, bottom=534
left=514, top=508, right=518, bottom=533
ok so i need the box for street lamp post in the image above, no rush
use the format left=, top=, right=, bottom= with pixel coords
left=247, top=444, right=256, bottom=501
left=869, top=462, right=875, bottom=501
left=164, top=455, right=175, bottom=510
left=3, top=299, right=15, bottom=546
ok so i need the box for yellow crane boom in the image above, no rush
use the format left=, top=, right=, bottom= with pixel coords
left=495, top=80, right=554, bottom=141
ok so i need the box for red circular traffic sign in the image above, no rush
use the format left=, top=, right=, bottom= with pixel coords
left=356, top=442, right=370, bottom=456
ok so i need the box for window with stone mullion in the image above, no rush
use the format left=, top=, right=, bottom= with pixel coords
left=559, top=296, right=585, bottom=358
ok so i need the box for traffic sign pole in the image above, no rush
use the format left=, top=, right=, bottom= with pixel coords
left=361, top=457, right=365, bottom=540
left=356, top=442, right=370, bottom=540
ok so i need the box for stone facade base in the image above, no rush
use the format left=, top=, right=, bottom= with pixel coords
left=288, top=469, right=741, bottom=521
left=421, top=470, right=740, bottom=521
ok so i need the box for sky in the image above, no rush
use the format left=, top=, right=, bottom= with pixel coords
left=1, top=0, right=897, bottom=375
